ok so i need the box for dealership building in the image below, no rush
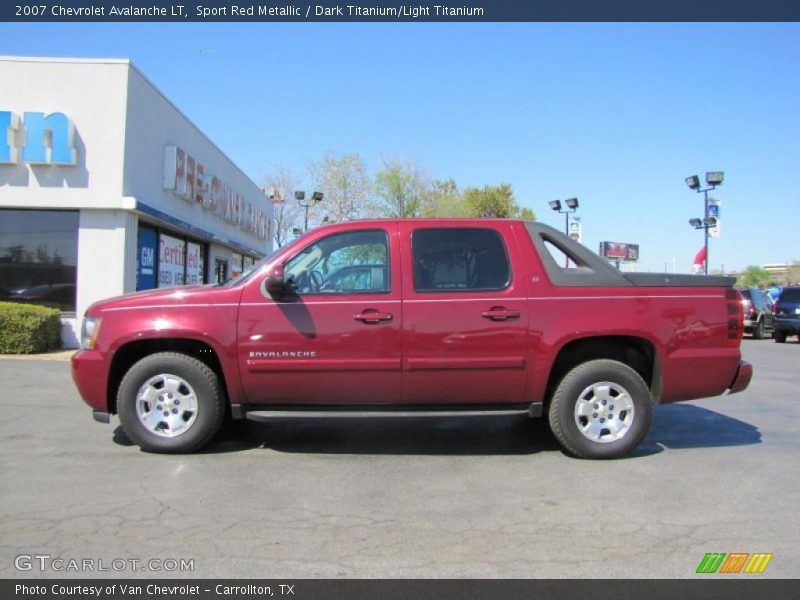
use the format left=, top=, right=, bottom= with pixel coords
left=0, top=56, right=273, bottom=347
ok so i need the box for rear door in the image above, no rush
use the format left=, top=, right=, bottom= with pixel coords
left=399, top=222, right=530, bottom=404
left=237, top=222, right=402, bottom=405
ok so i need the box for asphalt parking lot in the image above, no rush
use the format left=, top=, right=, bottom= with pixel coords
left=1, top=338, right=798, bottom=579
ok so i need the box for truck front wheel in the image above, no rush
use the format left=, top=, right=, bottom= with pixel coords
left=548, top=359, right=653, bottom=459
left=117, top=352, right=225, bottom=453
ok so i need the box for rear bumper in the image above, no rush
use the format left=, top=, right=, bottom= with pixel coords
left=727, top=360, right=753, bottom=395
left=774, top=318, right=800, bottom=334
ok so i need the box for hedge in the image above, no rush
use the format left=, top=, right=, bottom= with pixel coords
left=0, top=302, right=63, bottom=354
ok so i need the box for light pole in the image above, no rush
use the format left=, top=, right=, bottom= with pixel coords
left=685, top=171, right=723, bottom=275
left=548, top=197, right=579, bottom=235
left=549, top=198, right=579, bottom=267
left=295, top=190, right=324, bottom=232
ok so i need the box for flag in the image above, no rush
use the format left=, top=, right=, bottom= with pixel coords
left=692, top=246, right=707, bottom=274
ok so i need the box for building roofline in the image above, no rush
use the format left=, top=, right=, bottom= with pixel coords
left=0, top=54, right=266, bottom=199
left=122, top=61, right=266, bottom=197
left=0, top=55, right=131, bottom=65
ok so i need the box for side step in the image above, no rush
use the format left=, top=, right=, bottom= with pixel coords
left=245, top=409, right=534, bottom=423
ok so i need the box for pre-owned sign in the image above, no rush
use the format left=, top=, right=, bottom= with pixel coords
left=162, top=146, right=269, bottom=241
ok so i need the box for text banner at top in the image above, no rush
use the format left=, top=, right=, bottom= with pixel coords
left=4, top=0, right=800, bottom=22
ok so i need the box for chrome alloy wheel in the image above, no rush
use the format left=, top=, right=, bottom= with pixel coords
left=573, top=381, right=635, bottom=444
left=135, top=374, right=199, bottom=438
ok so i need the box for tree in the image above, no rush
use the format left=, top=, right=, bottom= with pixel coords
left=371, top=156, right=429, bottom=218
left=783, top=261, right=800, bottom=286
left=737, top=265, right=771, bottom=288
left=308, top=152, right=371, bottom=224
left=422, top=179, right=469, bottom=217
left=462, top=183, right=535, bottom=220
left=261, top=166, right=303, bottom=247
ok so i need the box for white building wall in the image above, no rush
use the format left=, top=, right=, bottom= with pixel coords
left=1, top=56, right=274, bottom=349
left=69, top=209, right=137, bottom=346
left=121, top=65, right=272, bottom=259
left=0, top=57, right=129, bottom=206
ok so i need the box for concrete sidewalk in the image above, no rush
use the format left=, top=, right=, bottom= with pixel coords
left=0, top=349, right=76, bottom=361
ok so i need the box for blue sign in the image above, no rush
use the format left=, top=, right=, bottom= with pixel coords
left=0, top=110, right=77, bottom=165
left=137, top=226, right=158, bottom=291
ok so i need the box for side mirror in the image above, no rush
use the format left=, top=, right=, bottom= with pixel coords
left=265, top=265, right=286, bottom=296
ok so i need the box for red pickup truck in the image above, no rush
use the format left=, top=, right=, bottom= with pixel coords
left=72, top=219, right=752, bottom=459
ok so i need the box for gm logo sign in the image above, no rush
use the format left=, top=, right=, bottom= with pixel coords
left=696, top=552, right=773, bottom=574
left=0, top=110, right=77, bottom=166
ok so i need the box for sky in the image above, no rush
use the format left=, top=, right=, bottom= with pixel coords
left=2, top=22, right=798, bottom=273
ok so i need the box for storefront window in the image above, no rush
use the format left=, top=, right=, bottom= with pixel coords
left=159, top=232, right=187, bottom=288
left=231, top=252, right=243, bottom=278
left=186, top=242, right=204, bottom=285
left=141, top=228, right=207, bottom=290
left=0, top=209, right=78, bottom=313
left=214, top=258, right=228, bottom=284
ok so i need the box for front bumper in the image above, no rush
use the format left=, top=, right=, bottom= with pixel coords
left=727, top=360, right=753, bottom=395
left=71, top=349, right=111, bottom=412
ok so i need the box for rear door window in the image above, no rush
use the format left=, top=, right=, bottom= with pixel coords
left=411, top=228, right=510, bottom=292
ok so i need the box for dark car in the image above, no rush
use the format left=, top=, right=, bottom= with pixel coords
left=737, top=286, right=774, bottom=339
left=8, top=283, right=76, bottom=312
left=773, top=286, right=800, bottom=343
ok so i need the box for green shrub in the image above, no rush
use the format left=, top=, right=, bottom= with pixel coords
left=0, top=302, right=63, bottom=354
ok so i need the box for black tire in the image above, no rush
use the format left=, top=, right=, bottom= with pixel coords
left=548, top=359, right=653, bottom=459
left=117, top=352, right=225, bottom=453
left=753, top=319, right=765, bottom=340
left=774, top=330, right=787, bottom=343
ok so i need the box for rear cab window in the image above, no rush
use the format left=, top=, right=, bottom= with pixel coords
left=779, top=288, right=800, bottom=303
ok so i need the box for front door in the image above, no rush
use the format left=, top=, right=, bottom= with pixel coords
left=399, top=223, right=529, bottom=404
left=238, top=223, right=402, bottom=405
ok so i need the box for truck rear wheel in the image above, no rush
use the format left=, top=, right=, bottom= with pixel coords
left=117, top=352, right=225, bottom=453
left=548, top=359, right=653, bottom=459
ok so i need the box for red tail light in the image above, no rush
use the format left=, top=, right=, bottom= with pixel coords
left=772, top=304, right=777, bottom=315
left=725, top=288, right=744, bottom=347
left=749, top=306, right=756, bottom=318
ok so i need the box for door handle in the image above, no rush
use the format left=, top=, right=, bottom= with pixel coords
left=354, top=309, right=393, bottom=324
left=481, top=307, right=520, bottom=321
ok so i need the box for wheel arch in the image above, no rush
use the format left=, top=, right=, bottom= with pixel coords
left=544, top=335, right=660, bottom=410
left=106, top=338, right=229, bottom=415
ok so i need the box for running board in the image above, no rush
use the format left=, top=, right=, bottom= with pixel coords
left=244, top=408, right=534, bottom=422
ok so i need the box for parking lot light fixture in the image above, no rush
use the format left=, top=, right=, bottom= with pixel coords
left=685, top=170, right=724, bottom=275
left=548, top=197, right=580, bottom=235
left=548, top=197, right=581, bottom=267
left=297, top=190, right=325, bottom=232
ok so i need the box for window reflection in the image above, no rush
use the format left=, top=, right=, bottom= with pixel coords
left=0, top=209, right=78, bottom=312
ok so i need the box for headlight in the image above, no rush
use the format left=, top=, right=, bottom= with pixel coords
left=80, top=317, right=102, bottom=350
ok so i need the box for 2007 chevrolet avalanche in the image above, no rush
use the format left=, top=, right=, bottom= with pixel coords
left=72, top=220, right=752, bottom=458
